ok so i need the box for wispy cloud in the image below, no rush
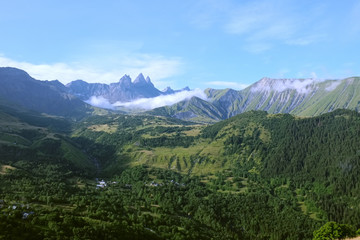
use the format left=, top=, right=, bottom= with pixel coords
left=86, top=89, right=207, bottom=110
left=251, top=77, right=345, bottom=94
left=225, top=1, right=277, bottom=35
left=224, top=1, right=325, bottom=52
left=349, top=1, right=360, bottom=35
left=191, top=0, right=327, bottom=52
left=325, top=81, right=342, bottom=91
left=0, top=54, right=182, bottom=87
left=251, top=78, right=319, bottom=94
left=188, top=0, right=231, bottom=29
left=207, top=81, right=249, bottom=90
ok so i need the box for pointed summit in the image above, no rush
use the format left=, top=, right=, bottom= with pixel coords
left=163, top=87, right=175, bottom=94
left=118, top=74, right=132, bottom=87
left=145, top=76, right=155, bottom=88
left=133, top=73, right=146, bottom=85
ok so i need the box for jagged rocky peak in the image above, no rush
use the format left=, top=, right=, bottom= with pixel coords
left=133, top=73, right=146, bottom=85
left=163, top=86, right=173, bottom=91
left=133, top=73, right=155, bottom=87
left=145, top=76, right=155, bottom=87
left=118, top=74, right=132, bottom=87
left=182, top=86, right=190, bottom=91
left=162, top=86, right=191, bottom=95
left=163, top=87, right=175, bottom=94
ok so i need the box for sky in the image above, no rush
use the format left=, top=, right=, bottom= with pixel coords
left=0, top=0, right=360, bottom=90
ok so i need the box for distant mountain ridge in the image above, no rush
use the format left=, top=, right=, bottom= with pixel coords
left=66, top=73, right=190, bottom=103
left=0, top=67, right=190, bottom=118
left=149, top=77, right=360, bottom=122
left=0, top=67, right=93, bottom=119
left=1, top=67, right=360, bottom=122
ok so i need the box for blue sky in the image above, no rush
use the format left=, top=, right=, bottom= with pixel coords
left=0, top=0, right=359, bottom=90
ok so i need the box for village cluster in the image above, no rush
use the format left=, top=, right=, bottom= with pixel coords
left=0, top=199, right=34, bottom=219
left=95, top=179, right=185, bottom=189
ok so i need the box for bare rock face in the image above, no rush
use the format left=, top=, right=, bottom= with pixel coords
left=66, top=73, right=164, bottom=103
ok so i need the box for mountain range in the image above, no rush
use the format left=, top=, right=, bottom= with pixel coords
left=1, top=66, right=360, bottom=239
left=0, top=67, right=93, bottom=119
left=66, top=73, right=190, bottom=103
left=0, top=67, right=360, bottom=121
left=150, top=77, right=360, bottom=122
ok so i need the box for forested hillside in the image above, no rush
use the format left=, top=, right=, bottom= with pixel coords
left=1, top=107, right=360, bottom=239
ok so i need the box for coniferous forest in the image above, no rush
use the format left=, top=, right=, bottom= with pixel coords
left=1, top=106, right=360, bottom=239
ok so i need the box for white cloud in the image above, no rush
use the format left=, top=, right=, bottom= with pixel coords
left=84, top=89, right=207, bottom=111
left=116, top=54, right=182, bottom=84
left=222, top=0, right=326, bottom=52
left=0, top=54, right=182, bottom=87
left=113, top=89, right=207, bottom=110
left=224, top=1, right=296, bottom=40
left=207, top=81, right=249, bottom=90
left=325, top=81, right=342, bottom=91
left=285, top=34, right=324, bottom=46
left=251, top=77, right=344, bottom=94
left=85, top=96, right=115, bottom=110
left=251, top=78, right=319, bottom=94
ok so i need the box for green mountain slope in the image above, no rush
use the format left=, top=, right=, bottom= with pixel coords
left=0, top=105, right=95, bottom=174
left=0, top=67, right=96, bottom=120
left=72, top=110, right=360, bottom=224
left=235, top=77, right=360, bottom=116
left=2, top=107, right=360, bottom=239
left=148, top=96, right=224, bottom=123
left=149, top=77, right=360, bottom=123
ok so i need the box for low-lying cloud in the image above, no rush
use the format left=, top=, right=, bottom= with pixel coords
left=85, top=96, right=115, bottom=110
left=251, top=78, right=342, bottom=94
left=86, top=89, right=207, bottom=110
left=325, top=80, right=342, bottom=91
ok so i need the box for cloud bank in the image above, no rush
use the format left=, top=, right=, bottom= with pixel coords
left=85, top=96, right=115, bottom=110
left=251, top=78, right=342, bottom=94
left=0, top=54, right=182, bottom=87
left=86, top=89, right=207, bottom=110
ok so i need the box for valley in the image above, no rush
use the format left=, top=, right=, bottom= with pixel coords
left=1, top=103, right=360, bottom=239
left=2, top=1, right=360, bottom=238
left=0, top=67, right=360, bottom=239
